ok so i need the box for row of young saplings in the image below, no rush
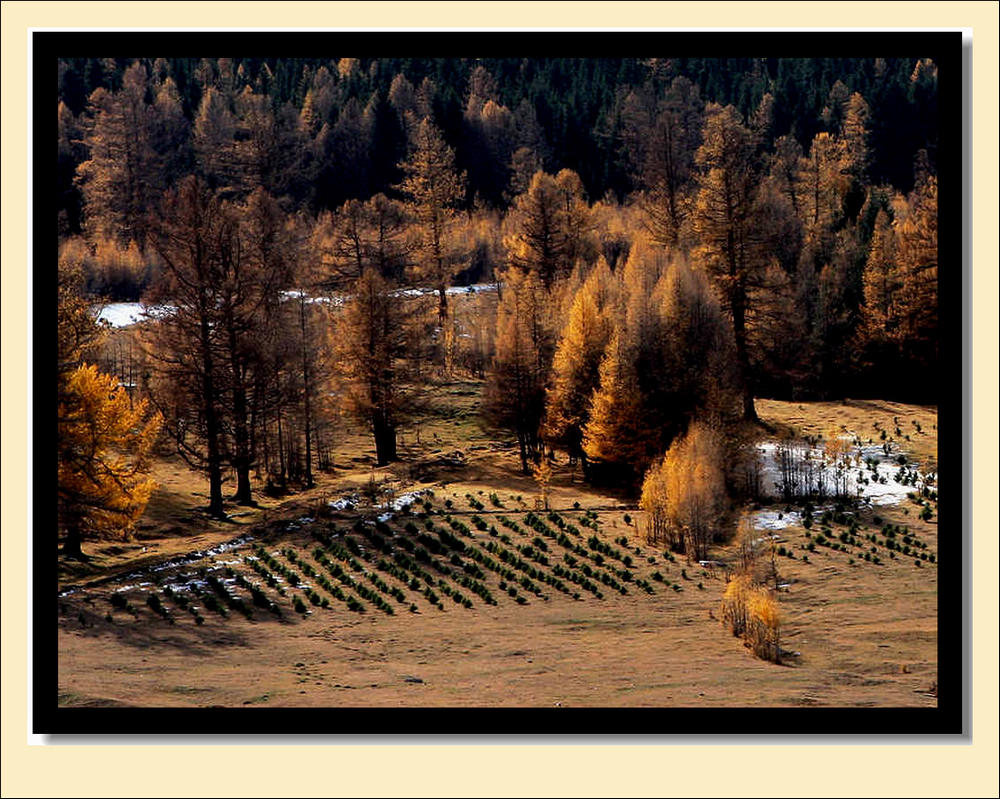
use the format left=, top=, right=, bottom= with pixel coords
left=101, top=496, right=681, bottom=626
left=330, top=495, right=670, bottom=609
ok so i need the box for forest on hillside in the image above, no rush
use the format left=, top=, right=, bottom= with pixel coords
left=56, top=56, right=939, bottom=558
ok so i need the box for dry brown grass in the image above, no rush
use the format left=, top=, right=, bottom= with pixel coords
left=57, top=391, right=939, bottom=708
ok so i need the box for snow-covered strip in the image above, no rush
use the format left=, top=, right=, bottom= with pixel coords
left=148, top=533, right=254, bottom=573
left=278, top=290, right=342, bottom=306
left=282, top=283, right=496, bottom=305
left=96, top=284, right=495, bottom=327
left=395, top=283, right=497, bottom=298
left=94, top=302, right=177, bottom=328
left=162, top=579, right=210, bottom=592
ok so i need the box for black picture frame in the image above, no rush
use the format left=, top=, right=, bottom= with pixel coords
left=36, top=29, right=966, bottom=736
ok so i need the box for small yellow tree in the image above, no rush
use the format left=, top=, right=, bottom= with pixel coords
left=532, top=456, right=553, bottom=510
left=720, top=573, right=782, bottom=664
left=824, top=427, right=854, bottom=499
left=747, top=589, right=782, bottom=663
left=639, top=421, right=726, bottom=560
left=58, top=364, right=162, bottom=559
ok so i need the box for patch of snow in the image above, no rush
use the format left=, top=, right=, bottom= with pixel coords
left=387, top=489, right=431, bottom=512
left=95, top=302, right=145, bottom=327
left=751, top=509, right=802, bottom=531
left=394, top=283, right=495, bottom=300
left=755, top=439, right=931, bottom=507
left=328, top=496, right=358, bottom=511
left=280, top=289, right=339, bottom=306
left=139, top=534, right=253, bottom=577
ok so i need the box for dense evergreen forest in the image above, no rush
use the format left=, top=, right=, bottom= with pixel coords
left=57, top=56, right=937, bottom=224
left=57, top=56, right=939, bottom=551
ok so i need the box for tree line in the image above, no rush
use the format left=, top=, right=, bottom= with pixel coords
left=56, top=56, right=938, bottom=559
left=57, top=56, right=938, bottom=231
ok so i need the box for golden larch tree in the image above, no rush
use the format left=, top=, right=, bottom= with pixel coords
left=59, top=241, right=162, bottom=559
left=58, top=365, right=162, bottom=560
left=544, top=257, right=617, bottom=470
left=580, top=330, right=648, bottom=479
left=397, top=117, right=466, bottom=324
left=895, top=175, right=938, bottom=365
left=860, top=207, right=901, bottom=343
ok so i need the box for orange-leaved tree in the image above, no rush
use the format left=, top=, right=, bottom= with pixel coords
left=639, top=421, right=726, bottom=560
left=544, top=257, right=617, bottom=474
left=58, top=365, right=162, bottom=560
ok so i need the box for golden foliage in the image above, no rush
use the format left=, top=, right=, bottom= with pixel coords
left=582, top=244, right=738, bottom=481
left=544, top=258, right=616, bottom=455
left=504, top=169, right=596, bottom=290
left=397, top=117, right=466, bottom=321
left=858, top=177, right=937, bottom=370
left=720, top=573, right=782, bottom=664
left=532, top=457, right=553, bottom=510
left=58, top=364, right=162, bottom=555
left=638, top=421, right=726, bottom=560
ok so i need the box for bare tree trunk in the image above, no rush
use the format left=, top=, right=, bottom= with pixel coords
left=517, top=431, right=530, bottom=475
left=276, top=410, right=287, bottom=491
left=62, top=519, right=89, bottom=561
left=225, top=318, right=254, bottom=506
left=373, top=414, right=397, bottom=466
left=199, top=310, right=226, bottom=518
left=730, top=274, right=758, bottom=423
left=299, top=297, right=314, bottom=488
